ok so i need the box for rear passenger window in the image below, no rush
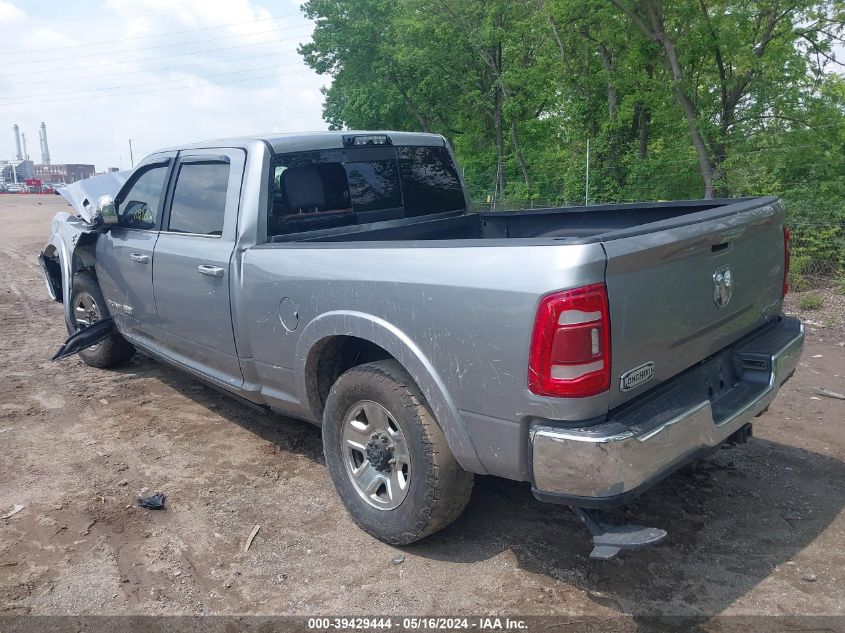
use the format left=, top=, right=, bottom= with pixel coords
left=168, top=162, right=230, bottom=235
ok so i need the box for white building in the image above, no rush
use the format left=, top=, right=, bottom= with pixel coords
left=0, top=159, right=35, bottom=183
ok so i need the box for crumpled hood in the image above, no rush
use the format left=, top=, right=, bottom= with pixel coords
left=58, top=170, right=132, bottom=224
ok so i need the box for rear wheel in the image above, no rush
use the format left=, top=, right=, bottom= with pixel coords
left=322, top=359, right=474, bottom=544
left=68, top=272, right=135, bottom=368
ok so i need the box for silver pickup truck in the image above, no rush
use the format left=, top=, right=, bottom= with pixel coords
left=41, top=131, right=804, bottom=559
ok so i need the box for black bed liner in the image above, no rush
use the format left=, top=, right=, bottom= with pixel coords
left=268, top=197, right=779, bottom=245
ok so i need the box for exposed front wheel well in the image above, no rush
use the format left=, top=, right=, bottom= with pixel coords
left=71, top=237, right=98, bottom=276
left=305, top=335, right=394, bottom=421
left=43, top=232, right=99, bottom=304
left=41, top=248, right=63, bottom=302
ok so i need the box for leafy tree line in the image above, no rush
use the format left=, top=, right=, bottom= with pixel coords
left=298, top=0, right=845, bottom=278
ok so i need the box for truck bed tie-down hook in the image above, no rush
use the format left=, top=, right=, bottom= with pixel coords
left=570, top=506, right=667, bottom=560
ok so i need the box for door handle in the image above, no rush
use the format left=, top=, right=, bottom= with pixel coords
left=197, top=264, right=225, bottom=279
left=129, top=253, right=150, bottom=264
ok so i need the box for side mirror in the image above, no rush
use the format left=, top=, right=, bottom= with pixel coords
left=96, top=195, right=118, bottom=226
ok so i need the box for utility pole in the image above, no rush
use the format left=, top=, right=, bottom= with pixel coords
left=585, top=138, right=590, bottom=206
left=128, top=139, right=134, bottom=168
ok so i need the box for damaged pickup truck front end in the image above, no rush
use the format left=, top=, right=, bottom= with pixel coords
left=39, top=170, right=130, bottom=329
left=38, top=131, right=806, bottom=560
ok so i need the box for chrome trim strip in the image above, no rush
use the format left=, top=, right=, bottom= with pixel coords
left=158, top=231, right=222, bottom=239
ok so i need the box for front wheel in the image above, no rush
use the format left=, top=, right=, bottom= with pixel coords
left=322, top=359, right=474, bottom=545
left=68, top=272, right=135, bottom=368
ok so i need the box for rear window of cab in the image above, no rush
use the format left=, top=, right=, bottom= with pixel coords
left=268, top=145, right=465, bottom=237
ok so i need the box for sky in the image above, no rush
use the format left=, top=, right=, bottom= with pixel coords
left=0, top=0, right=330, bottom=171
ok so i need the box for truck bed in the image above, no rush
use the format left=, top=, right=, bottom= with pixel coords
left=262, top=194, right=788, bottom=416
left=270, top=197, right=776, bottom=244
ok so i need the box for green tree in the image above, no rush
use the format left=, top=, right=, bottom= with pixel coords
left=607, top=0, right=845, bottom=196
left=298, top=0, right=845, bottom=264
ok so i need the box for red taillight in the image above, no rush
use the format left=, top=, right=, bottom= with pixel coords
left=528, top=283, right=611, bottom=398
left=783, top=225, right=791, bottom=298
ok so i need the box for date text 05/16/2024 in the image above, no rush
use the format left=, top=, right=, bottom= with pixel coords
left=307, top=617, right=528, bottom=630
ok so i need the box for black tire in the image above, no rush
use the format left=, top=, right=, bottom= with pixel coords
left=68, top=272, right=135, bottom=369
left=322, top=359, right=474, bottom=545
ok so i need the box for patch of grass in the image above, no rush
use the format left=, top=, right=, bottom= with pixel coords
left=798, top=294, right=824, bottom=311
left=787, top=255, right=811, bottom=292
left=837, top=278, right=845, bottom=296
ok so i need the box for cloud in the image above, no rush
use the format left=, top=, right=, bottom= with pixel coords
left=0, top=0, right=25, bottom=23
left=0, top=0, right=329, bottom=171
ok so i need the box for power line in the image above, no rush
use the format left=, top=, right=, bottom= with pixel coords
left=531, top=120, right=845, bottom=157
left=19, top=25, right=313, bottom=65
left=0, top=38, right=307, bottom=78
left=0, top=11, right=304, bottom=55
left=496, top=175, right=845, bottom=197
left=0, top=69, right=313, bottom=106
left=1, top=61, right=305, bottom=103
left=477, top=139, right=845, bottom=182
left=469, top=161, right=845, bottom=202
left=1, top=51, right=287, bottom=87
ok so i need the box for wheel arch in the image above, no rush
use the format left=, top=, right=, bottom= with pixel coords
left=303, top=335, right=393, bottom=420
left=296, top=311, right=486, bottom=475
left=42, top=216, right=101, bottom=328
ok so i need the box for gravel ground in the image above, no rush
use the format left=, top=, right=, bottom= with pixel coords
left=0, top=195, right=843, bottom=620
left=784, top=286, right=845, bottom=331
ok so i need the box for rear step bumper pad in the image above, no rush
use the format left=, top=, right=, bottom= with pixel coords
left=530, top=317, right=804, bottom=506
left=569, top=506, right=668, bottom=560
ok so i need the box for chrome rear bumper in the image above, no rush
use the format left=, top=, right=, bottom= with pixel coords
left=530, top=318, right=804, bottom=506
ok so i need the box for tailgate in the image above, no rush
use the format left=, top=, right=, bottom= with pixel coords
left=603, top=198, right=786, bottom=408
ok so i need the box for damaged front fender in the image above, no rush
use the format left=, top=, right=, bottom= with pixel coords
left=41, top=170, right=131, bottom=328
left=40, top=212, right=100, bottom=329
